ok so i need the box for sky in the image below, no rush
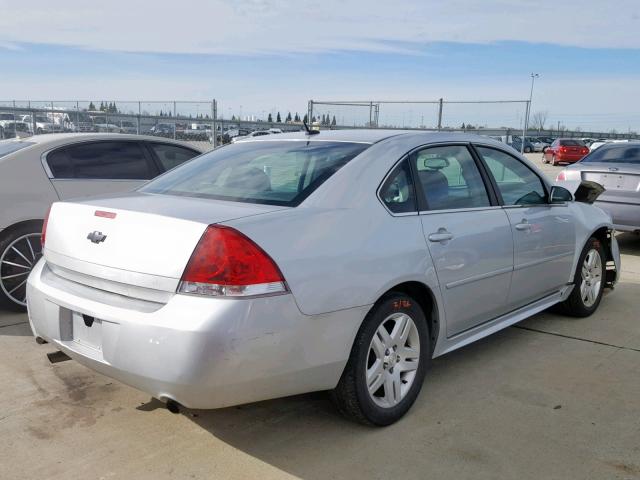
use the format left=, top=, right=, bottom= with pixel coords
left=1, top=0, right=640, bottom=132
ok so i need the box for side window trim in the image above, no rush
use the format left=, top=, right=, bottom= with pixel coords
left=376, top=156, right=419, bottom=216
left=472, top=144, right=550, bottom=206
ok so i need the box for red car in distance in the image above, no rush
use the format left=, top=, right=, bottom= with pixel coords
left=543, top=139, right=590, bottom=166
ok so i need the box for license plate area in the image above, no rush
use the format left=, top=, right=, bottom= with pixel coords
left=72, top=311, right=102, bottom=351
left=584, top=172, right=632, bottom=191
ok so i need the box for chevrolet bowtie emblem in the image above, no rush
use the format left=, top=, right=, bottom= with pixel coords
left=87, top=231, right=107, bottom=244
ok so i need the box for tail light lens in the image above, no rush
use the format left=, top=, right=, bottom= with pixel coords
left=41, top=206, right=51, bottom=248
left=178, top=225, right=287, bottom=297
left=581, top=147, right=589, bottom=154
left=556, top=171, right=566, bottom=181
left=560, top=146, right=567, bottom=153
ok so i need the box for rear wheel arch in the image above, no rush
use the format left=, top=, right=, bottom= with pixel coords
left=372, top=281, right=440, bottom=355
left=0, top=219, right=44, bottom=240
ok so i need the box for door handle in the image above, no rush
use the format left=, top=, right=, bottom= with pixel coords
left=515, top=220, right=531, bottom=231
left=428, top=229, right=454, bottom=243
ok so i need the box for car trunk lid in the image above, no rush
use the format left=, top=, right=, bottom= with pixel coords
left=578, top=163, right=640, bottom=204
left=44, top=193, right=287, bottom=294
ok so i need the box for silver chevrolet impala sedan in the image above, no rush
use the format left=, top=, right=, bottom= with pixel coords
left=27, top=130, right=620, bottom=425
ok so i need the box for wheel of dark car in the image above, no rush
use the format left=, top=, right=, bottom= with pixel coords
left=557, top=237, right=606, bottom=317
left=331, top=293, right=430, bottom=425
left=0, top=222, right=43, bottom=310
left=524, top=146, right=532, bottom=153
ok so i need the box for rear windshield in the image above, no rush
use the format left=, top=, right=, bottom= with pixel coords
left=141, top=140, right=369, bottom=206
left=559, top=140, right=584, bottom=146
left=0, top=140, right=35, bottom=159
left=582, top=144, right=640, bottom=164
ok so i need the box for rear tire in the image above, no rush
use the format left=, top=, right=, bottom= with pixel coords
left=331, top=293, right=430, bottom=426
left=0, top=222, right=43, bottom=310
left=557, top=237, right=605, bottom=317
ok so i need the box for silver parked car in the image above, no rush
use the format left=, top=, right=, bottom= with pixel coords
left=0, top=134, right=203, bottom=308
left=27, top=130, right=619, bottom=425
left=556, top=142, right=640, bottom=232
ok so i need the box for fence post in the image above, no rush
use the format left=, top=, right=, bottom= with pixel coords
left=212, top=99, right=217, bottom=148
left=173, top=101, right=177, bottom=140
left=521, top=100, right=529, bottom=154
left=437, top=98, right=443, bottom=131
left=137, top=102, right=141, bottom=135
left=369, top=101, right=373, bottom=128
left=307, top=100, right=313, bottom=125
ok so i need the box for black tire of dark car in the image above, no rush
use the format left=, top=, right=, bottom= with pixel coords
left=331, top=293, right=430, bottom=426
left=557, top=237, right=606, bottom=317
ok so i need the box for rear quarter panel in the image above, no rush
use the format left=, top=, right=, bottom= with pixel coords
left=0, top=146, right=58, bottom=231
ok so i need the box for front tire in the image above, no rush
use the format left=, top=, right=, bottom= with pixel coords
left=557, top=237, right=605, bottom=317
left=332, top=293, right=430, bottom=426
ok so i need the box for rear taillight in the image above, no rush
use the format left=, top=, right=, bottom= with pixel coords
left=556, top=171, right=566, bottom=181
left=178, top=225, right=287, bottom=297
left=560, top=146, right=568, bottom=153
left=41, top=206, right=51, bottom=248
left=581, top=147, right=589, bottom=154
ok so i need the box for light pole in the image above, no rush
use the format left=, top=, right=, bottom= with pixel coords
left=522, top=72, right=539, bottom=153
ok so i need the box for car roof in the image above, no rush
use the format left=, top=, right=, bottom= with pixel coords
left=1, top=133, right=207, bottom=151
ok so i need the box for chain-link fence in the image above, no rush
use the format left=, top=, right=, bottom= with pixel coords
left=0, top=100, right=303, bottom=150
left=307, top=99, right=639, bottom=140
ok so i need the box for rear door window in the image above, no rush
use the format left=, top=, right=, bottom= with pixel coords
left=149, top=143, right=200, bottom=171
left=582, top=145, right=640, bottom=164
left=411, top=145, right=491, bottom=211
left=47, top=141, right=158, bottom=179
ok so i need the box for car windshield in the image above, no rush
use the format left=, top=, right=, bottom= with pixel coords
left=559, top=140, right=584, bottom=146
left=0, top=140, right=35, bottom=159
left=141, top=140, right=369, bottom=206
left=581, top=144, right=640, bottom=164
left=35, top=116, right=50, bottom=122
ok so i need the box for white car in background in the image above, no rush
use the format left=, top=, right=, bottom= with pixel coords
left=0, top=134, right=203, bottom=308
left=21, top=114, right=65, bottom=134
left=231, top=129, right=273, bottom=143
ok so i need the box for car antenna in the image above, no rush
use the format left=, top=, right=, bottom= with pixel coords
left=303, top=119, right=320, bottom=135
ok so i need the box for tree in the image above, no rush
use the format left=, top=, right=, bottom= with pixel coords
left=303, top=114, right=308, bottom=124
left=530, top=111, right=548, bottom=131
left=276, top=112, right=282, bottom=122
left=88, top=101, right=96, bottom=111
left=332, top=115, right=337, bottom=126
left=99, top=101, right=105, bottom=111
left=286, top=112, right=292, bottom=122
left=461, top=123, right=466, bottom=129
left=312, top=116, right=316, bottom=123
left=268, top=113, right=273, bottom=122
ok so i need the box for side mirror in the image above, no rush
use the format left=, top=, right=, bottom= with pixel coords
left=550, top=185, right=573, bottom=204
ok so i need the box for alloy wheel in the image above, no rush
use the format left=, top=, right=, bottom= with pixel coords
left=0, top=233, right=42, bottom=307
left=366, top=312, right=420, bottom=408
left=580, top=249, right=602, bottom=308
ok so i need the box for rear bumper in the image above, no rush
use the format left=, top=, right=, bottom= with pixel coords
left=595, top=200, right=640, bottom=232
left=27, top=260, right=367, bottom=409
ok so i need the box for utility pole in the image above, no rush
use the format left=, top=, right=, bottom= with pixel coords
left=522, top=73, right=539, bottom=153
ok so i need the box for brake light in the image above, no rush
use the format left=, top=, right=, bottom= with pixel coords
left=556, top=171, right=566, bottom=181
left=581, top=147, right=589, bottom=154
left=178, top=225, right=287, bottom=297
left=41, top=206, right=51, bottom=248
left=560, top=146, right=568, bottom=153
